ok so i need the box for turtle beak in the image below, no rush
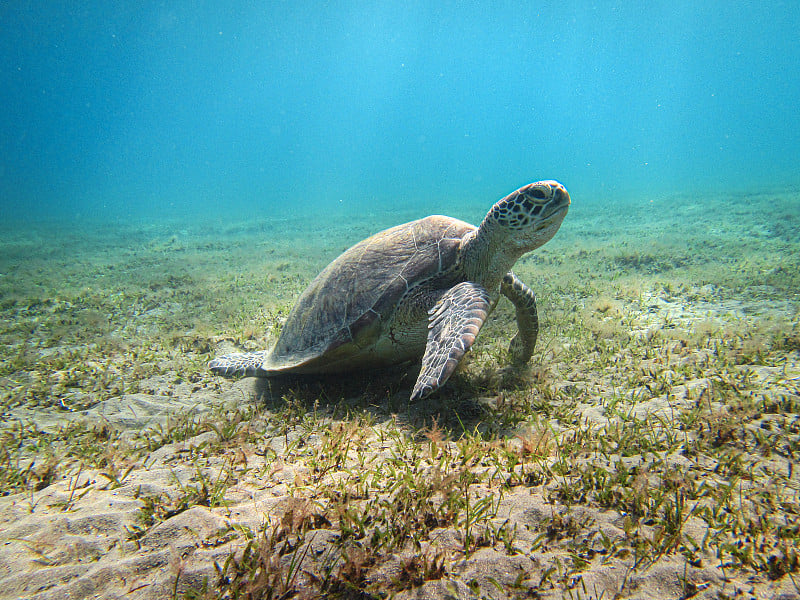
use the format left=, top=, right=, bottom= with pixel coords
left=555, top=184, right=570, bottom=207
left=542, top=181, right=571, bottom=219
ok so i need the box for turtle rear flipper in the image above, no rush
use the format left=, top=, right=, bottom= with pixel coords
left=411, top=282, right=492, bottom=401
left=209, top=350, right=271, bottom=377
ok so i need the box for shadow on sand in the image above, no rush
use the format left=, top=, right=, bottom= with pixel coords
left=245, top=359, right=534, bottom=435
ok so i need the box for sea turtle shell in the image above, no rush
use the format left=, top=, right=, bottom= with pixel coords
left=262, top=215, right=476, bottom=373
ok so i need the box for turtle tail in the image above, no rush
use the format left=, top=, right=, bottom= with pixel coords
left=209, top=351, right=271, bottom=377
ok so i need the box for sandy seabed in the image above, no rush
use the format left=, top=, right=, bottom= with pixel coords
left=1, top=189, right=799, bottom=599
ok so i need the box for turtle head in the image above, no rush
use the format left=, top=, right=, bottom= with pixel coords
left=480, top=180, right=571, bottom=252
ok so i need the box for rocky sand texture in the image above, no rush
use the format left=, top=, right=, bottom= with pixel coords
left=1, top=189, right=799, bottom=599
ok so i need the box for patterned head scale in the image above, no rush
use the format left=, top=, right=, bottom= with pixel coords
left=480, top=180, right=570, bottom=251
left=484, top=181, right=569, bottom=230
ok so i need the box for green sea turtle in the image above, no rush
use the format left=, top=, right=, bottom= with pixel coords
left=209, top=180, right=570, bottom=401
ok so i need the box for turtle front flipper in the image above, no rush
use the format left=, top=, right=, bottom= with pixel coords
left=411, top=282, right=492, bottom=401
left=209, top=350, right=271, bottom=377
left=500, top=272, right=538, bottom=364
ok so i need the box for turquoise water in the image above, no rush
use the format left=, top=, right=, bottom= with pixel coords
left=1, top=2, right=798, bottom=224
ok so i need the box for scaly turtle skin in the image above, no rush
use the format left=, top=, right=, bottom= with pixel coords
left=210, top=181, right=570, bottom=401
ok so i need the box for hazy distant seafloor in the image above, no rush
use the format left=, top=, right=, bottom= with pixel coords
left=1, top=188, right=799, bottom=599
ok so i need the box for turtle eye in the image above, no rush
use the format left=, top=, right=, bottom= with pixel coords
left=531, top=187, right=547, bottom=200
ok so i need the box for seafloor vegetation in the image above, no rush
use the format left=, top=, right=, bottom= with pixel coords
left=0, top=189, right=798, bottom=599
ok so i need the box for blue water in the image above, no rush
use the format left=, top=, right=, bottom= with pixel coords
left=1, top=2, right=798, bottom=223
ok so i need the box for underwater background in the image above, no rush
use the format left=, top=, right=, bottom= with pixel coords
left=3, top=4, right=800, bottom=599
left=1, top=1, right=799, bottom=224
